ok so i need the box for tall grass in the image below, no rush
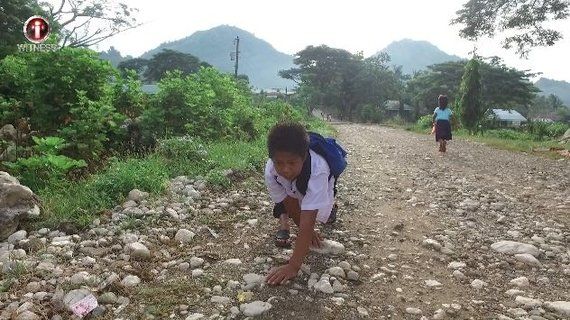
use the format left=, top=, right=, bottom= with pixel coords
left=34, top=109, right=330, bottom=229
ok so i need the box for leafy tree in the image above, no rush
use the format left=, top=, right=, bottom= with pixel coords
left=58, top=91, right=126, bottom=161
left=42, top=0, right=139, bottom=48
left=452, top=0, right=570, bottom=56
left=112, top=69, right=146, bottom=118
left=0, top=48, right=117, bottom=135
left=281, top=45, right=401, bottom=121
left=406, top=58, right=538, bottom=116
left=457, top=58, right=483, bottom=134
left=144, top=49, right=210, bottom=83
left=141, top=67, right=257, bottom=141
left=117, top=57, right=149, bottom=78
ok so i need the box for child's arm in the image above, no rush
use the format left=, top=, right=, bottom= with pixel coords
left=289, top=210, right=317, bottom=268
left=266, top=210, right=317, bottom=285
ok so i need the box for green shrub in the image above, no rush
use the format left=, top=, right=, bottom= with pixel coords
left=206, top=170, right=231, bottom=190
left=417, top=114, right=433, bottom=129
left=156, top=136, right=208, bottom=161
left=4, top=136, right=87, bottom=191
left=58, top=92, right=126, bottom=161
left=359, top=104, right=382, bottom=123
left=0, top=48, right=117, bottom=135
left=88, top=156, right=168, bottom=198
left=486, top=129, right=532, bottom=140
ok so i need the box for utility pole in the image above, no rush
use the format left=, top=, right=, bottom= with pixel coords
left=233, top=36, right=240, bottom=78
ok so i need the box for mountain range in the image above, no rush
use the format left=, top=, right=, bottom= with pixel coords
left=99, top=25, right=570, bottom=106
left=140, top=25, right=295, bottom=89
left=376, top=39, right=462, bottom=74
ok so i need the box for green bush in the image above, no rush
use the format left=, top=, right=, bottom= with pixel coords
left=359, top=104, right=382, bottom=123
left=0, top=48, right=117, bottom=135
left=417, top=114, right=433, bottom=129
left=485, top=129, right=532, bottom=140
left=88, top=156, right=168, bottom=198
left=156, top=136, right=208, bottom=161
left=544, top=122, right=569, bottom=138
left=58, top=92, right=126, bottom=161
left=206, top=170, right=231, bottom=190
left=4, top=136, right=86, bottom=191
left=112, top=69, right=147, bottom=118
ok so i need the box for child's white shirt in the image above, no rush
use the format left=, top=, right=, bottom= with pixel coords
left=264, top=150, right=335, bottom=223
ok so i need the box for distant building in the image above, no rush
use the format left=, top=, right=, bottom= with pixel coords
left=383, top=100, right=413, bottom=118
left=487, top=109, right=527, bottom=127
left=141, top=84, right=159, bottom=94
left=252, top=87, right=296, bottom=99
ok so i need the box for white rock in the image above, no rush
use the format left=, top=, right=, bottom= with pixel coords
left=15, top=310, right=40, bottom=320
left=128, top=189, right=148, bottom=202
left=314, top=279, right=334, bottom=294
left=452, top=270, right=466, bottom=280
left=185, top=313, right=205, bottom=320
left=247, top=219, right=258, bottom=227
left=51, top=236, right=72, bottom=246
left=347, top=271, right=359, bottom=281
left=328, top=267, right=346, bottom=278
left=357, top=306, right=369, bottom=317
left=310, top=240, right=345, bottom=255
left=126, top=242, right=150, bottom=260
left=224, top=258, right=242, bottom=265
left=70, top=271, right=92, bottom=285
left=332, top=279, right=345, bottom=292
left=405, top=307, right=422, bottom=315
left=190, top=257, right=204, bottom=268
left=8, top=230, right=27, bottom=243
left=122, top=233, right=138, bottom=244
left=175, top=229, right=195, bottom=244
left=515, top=296, right=542, bottom=309
left=243, top=273, right=264, bottom=287
left=505, top=289, right=525, bottom=296
left=121, top=275, right=140, bottom=287
left=422, top=239, right=442, bottom=251
left=514, top=253, right=541, bottom=267
left=510, top=277, right=529, bottom=288
left=447, top=261, right=466, bottom=269
left=433, top=309, right=446, bottom=319
left=471, top=279, right=487, bottom=289
left=240, top=301, right=272, bottom=317
left=210, top=296, right=231, bottom=305
left=63, top=289, right=92, bottom=310
left=192, top=269, right=204, bottom=277
left=544, top=301, right=570, bottom=316
left=338, top=261, right=352, bottom=271
left=425, top=279, right=442, bottom=288
left=491, top=241, right=540, bottom=257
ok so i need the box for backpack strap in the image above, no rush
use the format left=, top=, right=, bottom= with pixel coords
left=295, top=152, right=312, bottom=196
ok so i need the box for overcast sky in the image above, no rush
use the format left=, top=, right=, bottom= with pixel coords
left=92, top=0, right=570, bottom=82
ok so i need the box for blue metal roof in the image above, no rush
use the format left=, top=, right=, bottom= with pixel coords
left=489, top=109, right=527, bottom=122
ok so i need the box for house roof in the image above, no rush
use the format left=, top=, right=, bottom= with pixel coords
left=141, top=84, right=159, bottom=94
left=384, top=100, right=413, bottom=111
left=489, top=109, right=527, bottom=122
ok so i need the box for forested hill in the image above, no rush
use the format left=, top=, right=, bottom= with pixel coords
left=140, top=25, right=296, bottom=89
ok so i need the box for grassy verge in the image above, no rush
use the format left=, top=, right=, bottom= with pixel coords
left=405, top=124, right=569, bottom=159
left=34, top=115, right=330, bottom=230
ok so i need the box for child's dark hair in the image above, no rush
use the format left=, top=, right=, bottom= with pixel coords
left=438, top=95, right=448, bottom=110
left=267, top=122, right=309, bottom=159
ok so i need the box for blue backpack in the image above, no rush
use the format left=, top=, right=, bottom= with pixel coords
left=295, top=132, right=348, bottom=196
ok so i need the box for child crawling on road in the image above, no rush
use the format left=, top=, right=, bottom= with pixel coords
left=263, top=122, right=341, bottom=285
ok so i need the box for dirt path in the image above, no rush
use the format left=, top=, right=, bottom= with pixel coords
left=334, top=123, right=569, bottom=319
left=1, top=123, right=568, bottom=320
